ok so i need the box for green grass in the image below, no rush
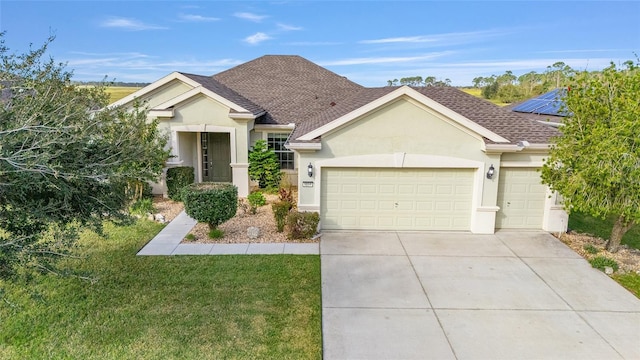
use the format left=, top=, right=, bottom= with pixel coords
left=569, top=211, right=640, bottom=250
left=106, top=86, right=141, bottom=103
left=0, top=221, right=321, bottom=359
left=612, top=272, right=640, bottom=298
left=459, top=87, right=510, bottom=106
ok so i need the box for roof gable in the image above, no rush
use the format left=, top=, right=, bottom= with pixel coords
left=295, top=86, right=510, bottom=144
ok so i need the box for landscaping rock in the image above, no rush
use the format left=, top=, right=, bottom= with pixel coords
left=154, top=213, right=166, bottom=223
left=146, top=213, right=155, bottom=221
left=247, top=226, right=260, bottom=239
left=605, top=266, right=614, bottom=275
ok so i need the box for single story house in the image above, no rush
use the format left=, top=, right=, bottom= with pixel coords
left=112, top=55, right=567, bottom=234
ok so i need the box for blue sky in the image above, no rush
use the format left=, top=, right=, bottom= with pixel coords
left=1, top=1, right=638, bottom=86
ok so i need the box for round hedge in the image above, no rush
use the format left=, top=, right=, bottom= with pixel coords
left=181, top=182, right=237, bottom=229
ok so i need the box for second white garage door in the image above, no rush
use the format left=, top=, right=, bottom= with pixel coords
left=496, top=168, right=546, bottom=228
left=321, top=168, right=474, bottom=230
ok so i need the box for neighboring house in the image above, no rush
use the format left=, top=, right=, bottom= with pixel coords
left=112, top=55, right=567, bottom=234
left=506, top=89, right=567, bottom=127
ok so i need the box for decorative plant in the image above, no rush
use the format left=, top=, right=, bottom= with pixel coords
left=272, top=201, right=293, bottom=232
left=248, top=140, right=282, bottom=191
left=181, top=183, right=237, bottom=230
left=286, top=211, right=320, bottom=239
left=247, top=191, right=266, bottom=214
left=166, top=166, right=195, bottom=201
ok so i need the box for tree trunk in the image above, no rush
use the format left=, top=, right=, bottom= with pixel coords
left=606, top=216, right=634, bottom=253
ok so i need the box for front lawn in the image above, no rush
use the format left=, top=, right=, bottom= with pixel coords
left=0, top=221, right=322, bottom=359
left=569, top=211, right=640, bottom=250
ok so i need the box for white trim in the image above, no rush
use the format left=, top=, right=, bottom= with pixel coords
left=230, top=112, right=264, bottom=121
left=152, top=86, right=251, bottom=114
left=108, top=72, right=200, bottom=108
left=297, top=86, right=510, bottom=143
left=287, top=142, right=322, bottom=151
left=148, top=109, right=174, bottom=118
left=254, top=124, right=295, bottom=131
left=484, top=143, right=525, bottom=153
left=171, top=125, right=237, bottom=165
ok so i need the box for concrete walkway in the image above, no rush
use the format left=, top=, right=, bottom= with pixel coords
left=136, top=210, right=319, bottom=256
left=321, top=231, right=640, bottom=360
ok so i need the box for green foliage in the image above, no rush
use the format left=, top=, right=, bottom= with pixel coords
left=612, top=272, right=640, bottom=298
left=286, top=211, right=320, bottom=240
left=128, top=198, right=155, bottom=216
left=583, top=244, right=599, bottom=255
left=0, top=34, right=170, bottom=279
left=208, top=228, right=225, bottom=239
left=541, top=60, right=640, bottom=252
left=247, top=191, right=266, bottom=214
left=166, top=166, right=195, bottom=201
left=184, top=233, right=196, bottom=241
left=272, top=201, right=293, bottom=232
left=588, top=256, right=619, bottom=273
left=181, top=183, right=237, bottom=230
left=248, top=140, right=282, bottom=191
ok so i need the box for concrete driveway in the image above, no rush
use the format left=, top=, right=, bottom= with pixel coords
left=321, top=231, right=640, bottom=360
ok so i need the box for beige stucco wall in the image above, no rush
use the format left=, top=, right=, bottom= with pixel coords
left=298, top=97, right=500, bottom=212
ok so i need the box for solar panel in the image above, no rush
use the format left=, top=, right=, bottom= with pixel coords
left=512, top=89, right=568, bottom=116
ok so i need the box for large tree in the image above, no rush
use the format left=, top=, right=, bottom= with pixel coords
left=540, top=61, right=640, bottom=252
left=0, top=34, right=170, bottom=279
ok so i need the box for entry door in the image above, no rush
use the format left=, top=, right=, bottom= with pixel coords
left=496, top=168, right=545, bottom=228
left=201, top=132, right=231, bottom=182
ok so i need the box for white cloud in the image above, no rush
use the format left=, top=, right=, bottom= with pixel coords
left=178, top=13, right=220, bottom=22
left=318, top=52, right=454, bottom=66
left=360, top=30, right=507, bottom=46
left=244, top=32, right=271, bottom=45
left=234, top=12, right=268, bottom=22
left=100, top=17, right=167, bottom=31
left=277, top=23, right=302, bottom=31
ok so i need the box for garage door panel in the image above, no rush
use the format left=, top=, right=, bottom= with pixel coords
left=321, top=168, right=473, bottom=231
left=497, top=168, right=545, bottom=229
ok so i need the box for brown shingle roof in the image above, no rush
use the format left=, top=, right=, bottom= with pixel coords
left=179, top=72, right=264, bottom=115
left=212, top=55, right=363, bottom=125
left=411, top=86, right=559, bottom=144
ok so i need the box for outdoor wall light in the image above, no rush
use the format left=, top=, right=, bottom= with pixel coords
left=307, top=163, right=314, bottom=178
left=486, top=164, right=495, bottom=179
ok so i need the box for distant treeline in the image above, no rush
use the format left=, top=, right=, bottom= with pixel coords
left=73, top=81, right=150, bottom=87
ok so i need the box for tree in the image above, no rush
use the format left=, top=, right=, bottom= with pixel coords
left=540, top=61, right=640, bottom=252
left=248, top=139, right=281, bottom=191
left=0, top=34, right=171, bottom=279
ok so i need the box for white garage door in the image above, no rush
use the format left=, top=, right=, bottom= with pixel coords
left=496, top=168, right=546, bottom=228
left=321, top=168, right=474, bottom=230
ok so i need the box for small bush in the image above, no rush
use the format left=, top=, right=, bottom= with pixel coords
left=129, top=198, right=155, bottom=216
left=247, top=191, right=266, bottom=214
left=272, top=201, right=293, bottom=232
left=184, top=233, right=196, bottom=241
left=278, top=186, right=294, bottom=204
left=166, top=166, right=195, bottom=201
left=589, top=256, right=619, bottom=273
left=286, top=211, right=319, bottom=239
left=208, top=229, right=225, bottom=239
left=583, top=244, right=599, bottom=255
left=181, top=182, right=237, bottom=230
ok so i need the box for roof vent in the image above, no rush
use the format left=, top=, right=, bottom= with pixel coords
left=330, top=102, right=336, bottom=106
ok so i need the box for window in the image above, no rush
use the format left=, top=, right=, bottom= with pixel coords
left=267, top=133, right=294, bottom=170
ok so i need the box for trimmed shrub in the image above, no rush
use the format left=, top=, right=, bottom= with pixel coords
left=286, top=211, right=319, bottom=240
left=166, top=166, right=195, bottom=201
left=208, top=228, right=225, bottom=239
left=181, top=182, right=237, bottom=230
left=247, top=191, right=266, bottom=214
left=272, top=201, right=293, bottom=232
